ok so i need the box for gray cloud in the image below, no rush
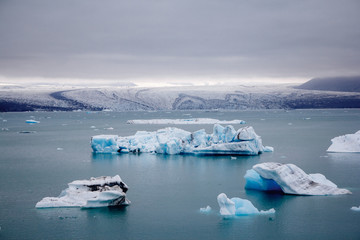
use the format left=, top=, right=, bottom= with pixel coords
left=0, top=0, right=359, bottom=81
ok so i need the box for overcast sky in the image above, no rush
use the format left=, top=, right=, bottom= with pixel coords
left=0, top=0, right=359, bottom=83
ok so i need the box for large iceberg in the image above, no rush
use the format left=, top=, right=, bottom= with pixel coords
left=244, top=162, right=351, bottom=195
left=327, top=130, right=360, bottom=153
left=217, top=193, right=275, bottom=216
left=36, top=175, right=130, bottom=208
left=127, top=118, right=246, bottom=125
left=91, top=124, right=273, bottom=155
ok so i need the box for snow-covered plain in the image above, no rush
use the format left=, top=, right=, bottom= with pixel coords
left=91, top=124, right=273, bottom=155
left=36, top=175, right=130, bottom=208
left=126, top=118, right=246, bottom=124
left=327, top=130, right=360, bottom=153
left=244, top=162, right=351, bottom=195
left=217, top=193, right=275, bottom=216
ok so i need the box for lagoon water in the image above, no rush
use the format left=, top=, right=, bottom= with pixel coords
left=0, top=109, right=360, bottom=240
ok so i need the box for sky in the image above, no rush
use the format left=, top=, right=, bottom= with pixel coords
left=0, top=0, right=359, bottom=85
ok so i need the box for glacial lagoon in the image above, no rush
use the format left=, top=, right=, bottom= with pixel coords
left=0, top=109, right=359, bottom=239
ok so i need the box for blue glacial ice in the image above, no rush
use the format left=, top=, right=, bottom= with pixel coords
left=35, top=175, right=130, bottom=208
left=91, top=124, right=273, bottom=155
left=244, top=162, right=351, bottom=195
left=217, top=193, right=275, bottom=216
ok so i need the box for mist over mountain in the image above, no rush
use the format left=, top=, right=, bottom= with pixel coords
left=295, top=76, right=360, bottom=92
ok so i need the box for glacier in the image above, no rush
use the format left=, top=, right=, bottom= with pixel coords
left=327, top=130, right=360, bottom=153
left=244, top=162, right=351, bottom=195
left=91, top=124, right=273, bottom=155
left=217, top=193, right=275, bottom=216
left=126, top=118, right=246, bottom=125
left=35, top=175, right=130, bottom=208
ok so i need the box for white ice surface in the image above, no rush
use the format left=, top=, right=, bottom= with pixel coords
left=247, top=162, right=351, bottom=195
left=217, top=193, right=275, bottom=216
left=199, top=206, right=212, bottom=213
left=127, top=118, right=246, bottom=124
left=351, top=206, right=360, bottom=211
left=35, top=175, right=130, bottom=208
left=91, top=124, right=272, bottom=155
left=327, top=130, right=360, bottom=153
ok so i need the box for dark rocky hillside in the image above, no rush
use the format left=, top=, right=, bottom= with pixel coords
left=295, top=76, right=360, bottom=92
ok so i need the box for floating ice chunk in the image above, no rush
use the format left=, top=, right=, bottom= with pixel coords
left=263, top=146, right=274, bottom=152
left=36, top=175, right=130, bottom=208
left=245, top=162, right=351, bottom=195
left=91, top=124, right=271, bottom=156
left=91, top=135, right=119, bottom=153
left=57, top=148, right=64, bottom=151
left=90, top=126, right=96, bottom=129
left=327, top=130, right=360, bottom=153
left=126, top=118, right=246, bottom=125
left=217, top=193, right=275, bottom=216
left=26, top=120, right=40, bottom=124
left=351, top=206, right=360, bottom=211
left=200, top=205, right=212, bottom=213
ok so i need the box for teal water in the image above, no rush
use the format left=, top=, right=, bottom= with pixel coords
left=0, top=109, right=359, bottom=240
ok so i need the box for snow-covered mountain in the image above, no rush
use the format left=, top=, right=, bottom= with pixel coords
left=1, top=82, right=360, bottom=111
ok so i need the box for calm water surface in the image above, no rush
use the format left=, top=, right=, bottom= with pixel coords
left=0, top=109, right=359, bottom=240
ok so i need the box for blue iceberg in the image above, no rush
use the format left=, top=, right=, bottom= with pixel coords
left=244, top=162, right=351, bottom=195
left=91, top=124, right=273, bottom=156
left=217, top=193, right=275, bottom=216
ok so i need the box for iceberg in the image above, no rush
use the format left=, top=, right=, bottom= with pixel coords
left=199, top=205, right=212, bottom=213
left=244, top=162, right=351, bottom=195
left=126, top=118, right=246, bottom=125
left=26, top=120, right=40, bottom=124
left=351, top=206, right=360, bottom=211
left=217, top=193, right=275, bottom=216
left=327, top=130, right=360, bottom=153
left=91, top=124, right=272, bottom=155
left=35, top=175, right=130, bottom=208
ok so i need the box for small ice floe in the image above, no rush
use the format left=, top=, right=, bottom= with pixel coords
left=57, top=148, right=64, bottom=151
left=3, top=119, right=7, bottom=122
left=90, top=126, right=96, bottom=129
left=126, top=118, right=246, bottom=125
left=304, top=118, right=311, bottom=120
left=200, top=205, right=212, bottom=213
left=230, top=156, right=237, bottom=160
left=327, top=130, right=360, bottom=153
left=36, top=175, right=130, bottom=208
left=1, top=128, right=9, bottom=131
left=18, top=131, right=37, bottom=134
left=104, top=127, right=114, bottom=130
left=244, top=162, right=351, bottom=195
left=351, top=206, right=360, bottom=211
left=288, top=123, right=293, bottom=126
left=26, top=120, right=40, bottom=124
left=91, top=124, right=273, bottom=156
left=217, top=193, right=275, bottom=216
